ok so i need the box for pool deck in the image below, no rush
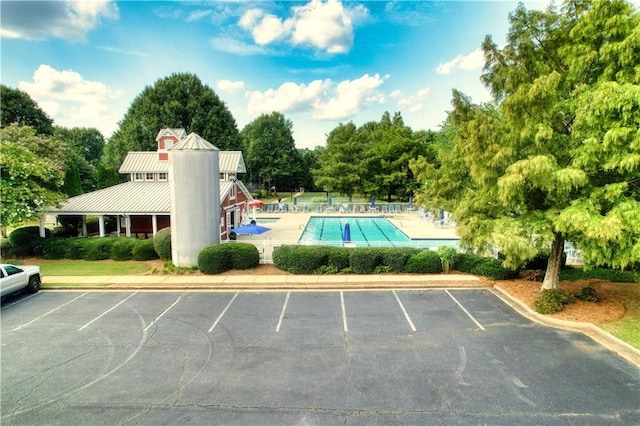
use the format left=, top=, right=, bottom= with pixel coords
left=236, top=210, right=458, bottom=261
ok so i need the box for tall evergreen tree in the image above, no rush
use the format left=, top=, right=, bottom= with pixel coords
left=411, top=0, right=640, bottom=289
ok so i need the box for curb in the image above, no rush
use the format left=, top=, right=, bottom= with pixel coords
left=493, top=284, right=640, bottom=368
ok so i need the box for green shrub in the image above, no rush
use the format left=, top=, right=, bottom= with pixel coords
left=198, top=245, right=233, bottom=274
left=132, top=239, right=159, bottom=261
left=1, top=238, right=14, bottom=258
left=560, top=267, right=638, bottom=283
left=455, top=253, right=484, bottom=273
left=326, top=246, right=351, bottom=271
left=110, top=238, right=137, bottom=261
left=349, top=248, right=382, bottom=274
left=273, top=245, right=295, bottom=272
left=228, top=243, right=260, bottom=270
left=473, top=258, right=519, bottom=280
left=42, top=237, right=69, bottom=260
left=437, top=246, right=458, bottom=273
left=83, top=238, right=118, bottom=261
left=574, top=286, right=599, bottom=302
left=380, top=247, right=421, bottom=272
left=8, top=229, right=48, bottom=257
left=316, top=264, right=340, bottom=274
left=533, top=288, right=575, bottom=314
left=153, top=227, right=172, bottom=260
left=287, top=246, right=328, bottom=274
left=405, top=250, right=443, bottom=273
left=65, top=238, right=85, bottom=259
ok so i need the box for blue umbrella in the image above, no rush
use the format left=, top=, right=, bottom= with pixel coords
left=342, top=223, right=351, bottom=242
left=370, top=196, right=375, bottom=208
left=232, top=223, right=271, bottom=235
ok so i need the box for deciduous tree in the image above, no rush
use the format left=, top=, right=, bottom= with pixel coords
left=103, top=73, right=240, bottom=169
left=0, top=85, right=54, bottom=135
left=0, top=125, right=66, bottom=234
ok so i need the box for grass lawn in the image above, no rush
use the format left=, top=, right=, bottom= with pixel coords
left=18, top=259, right=152, bottom=276
left=599, top=284, right=640, bottom=349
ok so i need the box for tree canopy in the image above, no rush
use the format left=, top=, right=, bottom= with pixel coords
left=411, top=0, right=640, bottom=289
left=0, top=85, right=54, bottom=135
left=0, top=125, right=66, bottom=232
left=315, top=112, right=436, bottom=202
left=103, top=73, right=241, bottom=169
left=241, top=112, right=302, bottom=194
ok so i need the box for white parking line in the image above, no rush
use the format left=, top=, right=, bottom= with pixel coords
left=392, top=290, right=417, bottom=332
left=208, top=292, right=239, bottom=333
left=276, top=292, right=290, bottom=332
left=13, top=292, right=87, bottom=331
left=143, top=293, right=185, bottom=331
left=340, top=291, right=348, bottom=332
left=79, top=293, right=137, bottom=331
left=445, top=290, right=485, bottom=331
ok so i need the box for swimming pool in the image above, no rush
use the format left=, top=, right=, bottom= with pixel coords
left=298, top=216, right=458, bottom=249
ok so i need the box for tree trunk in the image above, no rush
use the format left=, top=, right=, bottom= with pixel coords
left=541, top=232, right=565, bottom=291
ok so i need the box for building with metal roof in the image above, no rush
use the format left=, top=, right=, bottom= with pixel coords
left=47, top=129, right=253, bottom=240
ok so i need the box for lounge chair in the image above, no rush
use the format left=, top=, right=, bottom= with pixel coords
left=282, top=204, right=288, bottom=213
left=381, top=205, right=388, bottom=214
left=274, top=204, right=281, bottom=213
left=316, top=204, right=322, bottom=213
left=303, top=204, right=309, bottom=213
left=266, top=204, right=274, bottom=213
left=394, top=205, right=402, bottom=213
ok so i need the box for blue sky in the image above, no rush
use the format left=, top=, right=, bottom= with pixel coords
left=1, top=0, right=569, bottom=149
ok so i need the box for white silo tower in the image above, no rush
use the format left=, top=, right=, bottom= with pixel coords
left=169, top=133, right=220, bottom=267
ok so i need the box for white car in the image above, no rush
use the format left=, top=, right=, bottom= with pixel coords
left=0, top=264, right=41, bottom=297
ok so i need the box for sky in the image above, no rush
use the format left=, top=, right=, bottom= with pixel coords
left=0, top=0, right=584, bottom=150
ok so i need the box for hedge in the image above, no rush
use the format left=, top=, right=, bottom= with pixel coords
left=153, top=227, right=172, bottom=260
left=380, top=247, right=421, bottom=272
left=110, top=238, right=138, bottom=261
left=275, top=245, right=327, bottom=274
left=454, top=253, right=519, bottom=280
left=349, top=248, right=382, bottom=274
left=132, top=239, right=159, bottom=261
left=405, top=250, right=443, bottom=273
left=198, top=243, right=260, bottom=274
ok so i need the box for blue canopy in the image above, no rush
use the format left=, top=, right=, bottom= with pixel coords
left=232, top=224, right=271, bottom=235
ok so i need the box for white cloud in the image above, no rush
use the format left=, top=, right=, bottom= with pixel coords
left=1, top=0, right=118, bottom=41
left=210, top=36, right=266, bottom=55
left=436, top=48, right=485, bottom=75
left=238, top=0, right=364, bottom=54
left=389, top=86, right=431, bottom=111
left=19, top=65, right=123, bottom=137
left=217, top=80, right=245, bottom=93
left=246, top=73, right=386, bottom=120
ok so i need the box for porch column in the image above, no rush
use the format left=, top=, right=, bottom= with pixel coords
left=116, top=216, right=121, bottom=237
left=125, top=215, right=131, bottom=237
left=99, top=215, right=105, bottom=237
left=39, top=215, right=46, bottom=238
left=152, top=215, right=158, bottom=236
left=82, top=216, right=88, bottom=237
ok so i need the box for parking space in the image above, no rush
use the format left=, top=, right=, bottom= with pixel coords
left=2, top=289, right=639, bottom=425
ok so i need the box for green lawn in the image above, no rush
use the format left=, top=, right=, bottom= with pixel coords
left=24, top=259, right=152, bottom=276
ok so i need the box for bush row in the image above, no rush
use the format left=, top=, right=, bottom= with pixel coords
left=198, top=243, right=260, bottom=274
left=272, top=245, right=444, bottom=274
left=38, top=237, right=159, bottom=261
left=454, top=253, right=520, bottom=280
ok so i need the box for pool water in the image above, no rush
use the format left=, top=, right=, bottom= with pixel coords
left=298, top=216, right=459, bottom=248
left=299, top=216, right=409, bottom=246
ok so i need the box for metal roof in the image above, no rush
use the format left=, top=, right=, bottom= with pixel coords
left=49, top=180, right=254, bottom=215
left=119, top=151, right=246, bottom=174
left=50, top=181, right=171, bottom=215
left=171, top=133, right=218, bottom=151
left=155, top=128, right=187, bottom=141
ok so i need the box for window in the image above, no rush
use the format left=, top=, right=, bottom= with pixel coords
left=146, top=173, right=154, bottom=181
left=135, top=173, right=143, bottom=181
left=158, top=172, right=168, bottom=181
left=5, top=265, right=22, bottom=276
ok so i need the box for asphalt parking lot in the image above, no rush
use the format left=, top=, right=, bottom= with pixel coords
left=2, top=289, right=639, bottom=425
